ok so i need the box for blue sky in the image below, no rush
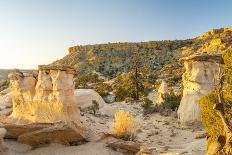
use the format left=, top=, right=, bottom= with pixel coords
left=0, top=0, right=232, bottom=69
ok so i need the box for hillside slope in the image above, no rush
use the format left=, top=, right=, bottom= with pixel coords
left=53, top=27, right=232, bottom=79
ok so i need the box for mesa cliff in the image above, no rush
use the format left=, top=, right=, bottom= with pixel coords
left=53, top=27, right=232, bottom=80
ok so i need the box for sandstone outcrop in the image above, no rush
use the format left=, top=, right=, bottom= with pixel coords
left=177, top=54, right=224, bottom=124
left=0, top=128, right=8, bottom=154
left=1, top=65, right=86, bottom=147
left=156, top=80, right=168, bottom=104
left=0, top=88, right=10, bottom=96
left=74, top=89, right=105, bottom=110
left=10, top=65, right=79, bottom=124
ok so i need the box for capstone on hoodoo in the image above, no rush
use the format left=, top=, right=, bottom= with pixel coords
left=177, top=54, right=224, bottom=124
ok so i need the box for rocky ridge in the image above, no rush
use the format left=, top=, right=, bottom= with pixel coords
left=53, top=27, right=232, bottom=80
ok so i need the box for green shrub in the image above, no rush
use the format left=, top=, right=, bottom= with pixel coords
left=96, top=82, right=112, bottom=97
left=141, top=98, right=153, bottom=109
left=199, top=91, right=224, bottom=136
left=114, top=86, right=129, bottom=102
left=162, top=91, right=181, bottom=111
left=91, top=100, right=99, bottom=115
left=223, top=48, right=232, bottom=98
left=113, top=73, right=151, bottom=102
left=199, top=49, right=232, bottom=154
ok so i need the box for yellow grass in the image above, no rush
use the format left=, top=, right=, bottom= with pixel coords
left=112, top=109, right=136, bottom=139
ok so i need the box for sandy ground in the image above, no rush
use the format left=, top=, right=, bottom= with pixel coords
left=4, top=100, right=206, bottom=155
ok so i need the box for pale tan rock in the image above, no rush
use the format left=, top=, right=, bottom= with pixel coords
left=0, top=128, right=8, bottom=154
left=9, top=66, right=81, bottom=124
left=74, top=89, right=105, bottom=110
left=0, top=88, right=10, bottom=96
left=17, top=123, right=86, bottom=147
left=2, top=65, right=86, bottom=147
left=0, top=93, right=12, bottom=114
left=156, top=80, right=168, bottom=104
left=177, top=54, right=224, bottom=124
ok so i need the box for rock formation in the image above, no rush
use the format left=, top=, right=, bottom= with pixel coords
left=9, top=66, right=80, bottom=124
left=177, top=54, right=224, bottom=124
left=74, top=89, right=105, bottom=110
left=1, top=65, right=86, bottom=147
left=156, top=80, right=168, bottom=104
left=0, top=128, right=8, bottom=154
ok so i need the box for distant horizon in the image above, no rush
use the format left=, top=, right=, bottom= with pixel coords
left=0, top=0, right=232, bottom=69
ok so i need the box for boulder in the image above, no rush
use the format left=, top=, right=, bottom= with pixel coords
left=74, top=89, right=105, bottom=110
left=17, top=123, right=86, bottom=147
left=177, top=54, right=224, bottom=124
left=103, top=93, right=116, bottom=103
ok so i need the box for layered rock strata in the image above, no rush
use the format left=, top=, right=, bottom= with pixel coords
left=177, top=54, right=224, bottom=124
left=1, top=65, right=86, bottom=147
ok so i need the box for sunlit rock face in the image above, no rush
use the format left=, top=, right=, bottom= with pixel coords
left=156, top=80, right=168, bottom=105
left=4, top=65, right=86, bottom=147
left=177, top=54, right=224, bottom=124
left=9, top=65, right=80, bottom=124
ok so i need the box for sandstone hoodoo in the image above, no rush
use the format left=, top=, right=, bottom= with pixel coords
left=156, top=80, right=168, bottom=104
left=177, top=54, right=224, bottom=124
left=1, top=65, right=86, bottom=147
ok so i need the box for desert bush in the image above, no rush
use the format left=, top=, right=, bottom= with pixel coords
left=161, top=91, right=181, bottom=111
left=199, top=91, right=232, bottom=154
left=199, top=49, right=232, bottom=154
left=96, top=82, right=112, bottom=97
left=113, top=73, right=150, bottom=101
left=223, top=48, right=232, bottom=98
left=112, top=109, right=136, bottom=141
left=199, top=91, right=224, bottom=136
left=91, top=100, right=99, bottom=115
left=75, top=72, right=103, bottom=88
left=141, top=98, right=153, bottom=109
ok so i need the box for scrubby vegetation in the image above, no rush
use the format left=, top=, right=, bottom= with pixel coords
left=112, top=72, right=152, bottom=102
left=161, top=91, right=182, bottom=111
left=54, top=28, right=232, bottom=82
left=112, top=109, right=137, bottom=141
left=141, top=98, right=153, bottom=109
left=91, top=100, right=99, bottom=115
left=199, top=48, right=232, bottom=154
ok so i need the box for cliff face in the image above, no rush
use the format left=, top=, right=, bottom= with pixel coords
left=53, top=27, right=232, bottom=79
left=9, top=65, right=80, bottom=124
left=177, top=54, right=224, bottom=124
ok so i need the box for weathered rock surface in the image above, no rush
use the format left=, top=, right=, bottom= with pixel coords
left=156, top=80, right=168, bottom=104
left=177, top=54, right=224, bottom=124
left=0, top=128, right=8, bottom=154
left=1, top=65, right=86, bottom=147
left=74, top=89, right=105, bottom=110
left=17, top=123, right=86, bottom=147
left=0, top=93, right=12, bottom=109
left=0, top=88, right=10, bottom=96
left=9, top=65, right=80, bottom=124
left=103, top=93, right=116, bottom=104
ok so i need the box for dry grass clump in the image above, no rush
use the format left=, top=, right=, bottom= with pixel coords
left=112, top=109, right=137, bottom=141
